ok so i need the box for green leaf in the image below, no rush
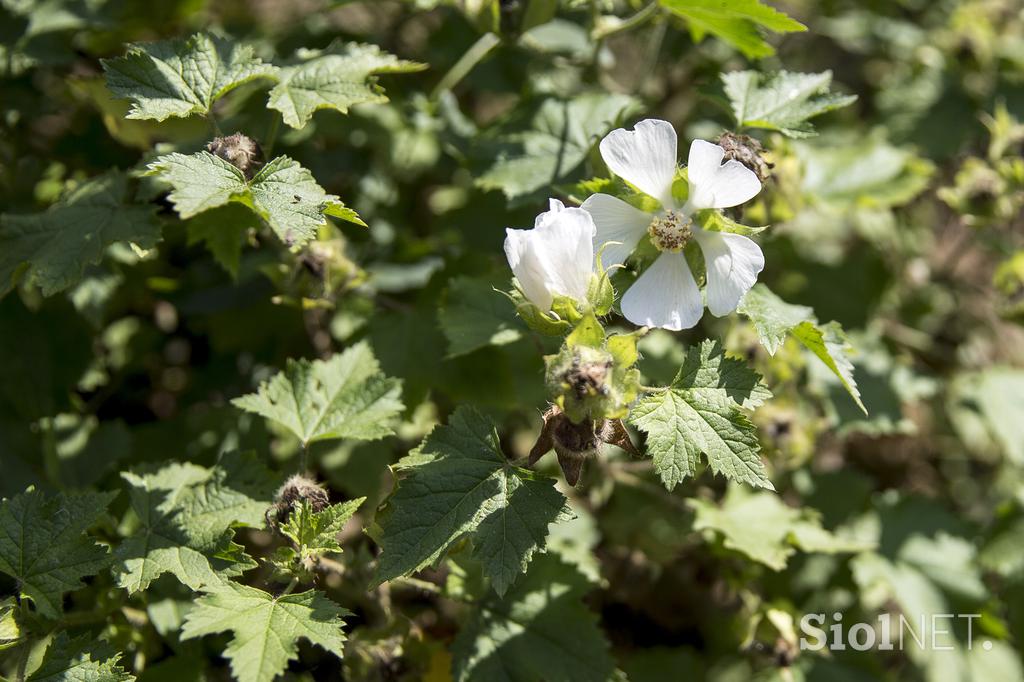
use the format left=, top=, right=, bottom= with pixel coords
left=660, top=0, right=806, bottom=59
left=185, top=205, right=254, bottom=278
left=0, top=489, right=116, bottom=618
left=281, top=498, right=364, bottom=561
left=0, top=172, right=161, bottom=297
left=27, top=632, right=134, bottom=682
left=738, top=284, right=866, bottom=414
left=477, top=93, right=639, bottom=200
left=795, top=135, right=934, bottom=209
left=113, top=451, right=276, bottom=594
left=148, top=152, right=359, bottom=248
left=180, top=582, right=349, bottom=682
left=439, top=276, right=523, bottom=358
left=451, top=554, right=613, bottom=682
left=268, top=42, right=426, bottom=129
left=689, top=486, right=873, bottom=571
left=232, top=341, right=403, bottom=447
left=722, top=70, right=857, bottom=138
left=102, top=32, right=277, bottom=121
left=628, top=340, right=772, bottom=491
left=374, top=406, right=571, bottom=596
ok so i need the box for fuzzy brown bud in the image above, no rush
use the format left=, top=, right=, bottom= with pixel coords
left=716, top=132, right=772, bottom=183
left=266, top=474, right=329, bottom=528
left=207, top=132, right=264, bottom=179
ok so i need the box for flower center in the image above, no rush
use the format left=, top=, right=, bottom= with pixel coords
left=647, top=211, right=693, bottom=252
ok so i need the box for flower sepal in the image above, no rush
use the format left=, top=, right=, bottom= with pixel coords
left=694, top=208, right=768, bottom=236
left=585, top=254, right=616, bottom=316
left=507, top=286, right=573, bottom=336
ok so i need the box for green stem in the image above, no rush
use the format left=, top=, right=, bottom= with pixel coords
left=263, top=113, right=281, bottom=158
left=592, top=1, right=660, bottom=41
left=280, top=576, right=300, bottom=598
left=431, top=32, right=501, bottom=98
left=207, top=112, right=223, bottom=137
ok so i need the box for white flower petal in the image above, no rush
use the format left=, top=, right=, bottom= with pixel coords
left=505, top=203, right=596, bottom=310
left=599, top=119, right=678, bottom=208
left=693, top=228, right=765, bottom=316
left=685, top=139, right=761, bottom=210
left=621, top=252, right=703, bottom=331
left=581, top=193, right=651, bottom=269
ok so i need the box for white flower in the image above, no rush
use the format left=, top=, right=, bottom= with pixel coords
left=582, top=119, right=765, bottom=331
left=504, top=199, right=596, bottom=312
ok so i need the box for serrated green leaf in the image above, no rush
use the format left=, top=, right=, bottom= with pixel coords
left=281, top=498, right=364, bottom=560
left=375, top=406, right=571, bottom=596
left=673, top=339, right=773, bottom=409
left=0, top=172, right=161, bottom=298
left=102, top=32, right=277, bottom=121
left=27, top=632, right=134, bottom=682
left=439, top=276, right=523, bottom=358
left=233, top=341, right=402, bottom=447
left=628, top=340, right=772, bottom=491
left=690, top=486, right=873, bottom=571
left=738, top=284, right=866, bottom=414
left=660, top=0, right=806, bottom=59
left=477, top=93, right=639, bottom=200
left=113, top=451, right=276, bottom=594
left=148, top=152, right=359, bottom=248
left=722, top=70, right=857, bottom=138
left=268, top=42, right=426, bottom=129
left=0, top=489, right=116, bottom=618
left=451, top=554, right=613, bottom=682
left=181, top=582, right=349, bottom=682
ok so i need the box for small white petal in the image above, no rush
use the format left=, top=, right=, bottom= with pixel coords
left=599, top=119, right=678, bottom=208
left=547, top=198, right=566, bottom=212
left=621, top=252, right=703, bottom=331
left=685, top=139, right=761, bottom=210
left=581, top=193, right=651, bottom=269
left=505, top=204, right=596, bottom=310
left=693, top=228, right=765, bottom=316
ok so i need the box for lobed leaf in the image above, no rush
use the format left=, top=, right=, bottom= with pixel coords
left=0, top=489, right=116, bottom=618
left=102, top=32, right=277, bottom=121
left=181, top=582, right=349, bottom=682
left=0, top=173, right=161, bottom=298
left=660, top=0, right=806, bottom=59
left=269, top=43, right=426, bottom=129
left=374, top=406, right=571, bottom=596
left=232, top=341, right=403, bottom=446
left=628, top=340, right=773, bottom=491
left=147, top=152, right=361, bottom=248
left=723, top=69, right=857, bottom=138
left=113, top=451, right=277, bottom=594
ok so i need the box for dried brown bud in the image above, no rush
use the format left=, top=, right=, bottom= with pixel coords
left=207, top=132, right=264, bottom=179
left=716, top=132, right=772, bottom=183
left=266, top=474, right=329, bottom=528
left=529, top=408, right=639, bottom=485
